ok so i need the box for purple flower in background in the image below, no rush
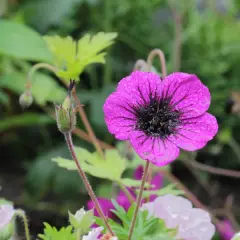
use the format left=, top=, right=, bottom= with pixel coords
left=217, top=219, right=235, bottom=240
left=87, top=198, right=115, bottom=219
left=87, top=165, right=163, bottom=218
left=103, top=71, right=218, bottom=166
left=0, top=205, right=15, bottom=230
left=142, top=194, right=215, bottom=240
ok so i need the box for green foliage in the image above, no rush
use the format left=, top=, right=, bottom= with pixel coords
left=141, top=184, right=184, bottom=198
left=0, top=71, right=66, bottom=106
left=119, top=178, right=151, bottom=188
left=0, top=20, right=53, bottom=62
left=0, top=113, right=53, bottom=132
left=95, top=200, right=176, bottom=240
left=38, top=223, right=75, bottom=240
left=44, top=32, right=117, bottom=80
left=26, top=145, right=86, bottom=202
left=53, top=148, right=126, bottom=181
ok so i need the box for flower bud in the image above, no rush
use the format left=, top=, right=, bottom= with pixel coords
left=68, top=208, right=93, bottom=233
left=19, top=91, right=33, bottom=108
left=55, top=95, right=76, bottom=133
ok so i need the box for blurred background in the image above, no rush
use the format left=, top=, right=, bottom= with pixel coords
left=0, top=0, right=240, bottom=239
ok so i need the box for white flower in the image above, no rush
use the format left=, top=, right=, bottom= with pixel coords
left=231, top=232, right=240, bottom=240
left=82, top=227, right=103, bottom=240
left=0, top=205, right=15, bottom=230
left=141, top=195, right=215, bottom=240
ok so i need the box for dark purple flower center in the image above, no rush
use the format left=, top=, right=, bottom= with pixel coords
left=135, top=96, right=181, bottom=138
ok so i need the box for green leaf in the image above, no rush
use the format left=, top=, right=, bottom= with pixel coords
left=44, top=32, right=117, bottom=80
left=141, top=184, right=184, bottom=198
left=0, top=20, right=53, bottom=62
left=53, top=148, right=126, bottom=181
left=119, top=178, right=152, bottom=188
left=38, top=223, right=75, bottom=240
left=0, top=71, right=66, bottom=105
left=0, top=113, right=53, bottom=132
left=0, top=90, right=9, bottom=105
left=97, top=200, right=173, bottom=240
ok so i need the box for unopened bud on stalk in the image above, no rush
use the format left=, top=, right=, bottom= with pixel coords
left=55, top=80, right=77, bottom=133
left=68, top=208, right=94, bottom=232
left=19, top=91, right=33, bottom=108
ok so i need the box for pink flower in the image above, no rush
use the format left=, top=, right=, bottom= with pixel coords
left=141, top=194, right=215, bottom=240
left=217, top=219, right=235, bottom=240
left=103, top=71, right=218, bottom=166
left=0, top=205, right=15, bottom=230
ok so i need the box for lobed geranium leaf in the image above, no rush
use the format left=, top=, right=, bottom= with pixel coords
left=44, top=32, right=117, bottom=81
left=53, top=148, right=126, bottom=181
left=38, top=223, right=75, bottom=240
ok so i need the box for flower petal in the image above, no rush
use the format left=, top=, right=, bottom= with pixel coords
left=162, top=72, right=210, bottom=118
left=103, top=92, right=136, bottom=140
left=0, top=205, right=15, bottom=230
left=129, top=131, right=180, bottom=166
left=116, top=71, right=162, bottom=106
left=171, top=113, right=218, bottom=151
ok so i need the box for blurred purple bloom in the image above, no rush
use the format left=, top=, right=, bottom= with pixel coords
left=104, top=71, right=218, bottom=166
left=0, top=205, right=15, bottom=230
left=87, top=198, right=115, bottom=219
left=217, top=219, right=235, bottom=240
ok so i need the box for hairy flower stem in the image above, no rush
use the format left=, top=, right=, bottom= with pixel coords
left=64, top=132, right=114, bottom=236
left=71, top=87, right=105, bottom=159
left=26, top=63, right=58, bottom=89
left=128, top=160, right=150, bottom=240
left=147, top=49, right=167, bottom=77
left=15, top=210, right=30, bottom=240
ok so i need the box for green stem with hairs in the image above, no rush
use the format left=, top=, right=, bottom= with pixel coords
left=64, top=132, right=114, bottom=236
left=15, top=210, right=31, bottom=240
left=26, top=63, right=58, bottom=89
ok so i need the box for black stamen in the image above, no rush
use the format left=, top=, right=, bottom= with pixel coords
left=134, top=95, right=181, bottom=139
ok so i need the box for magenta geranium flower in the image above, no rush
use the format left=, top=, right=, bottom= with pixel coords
left=217, top=219, right=235, bottom=240
left=104, top=71, right=218, bottom=166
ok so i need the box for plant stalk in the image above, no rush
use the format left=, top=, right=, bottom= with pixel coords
left=128, top=160, right=150, bottom=240
left=71, top=87, right=105, bottom=159
left=64, top=132, right=114, bottom=236
left=26, top=63, right=58, bottom=89
left=15, top=210, right=31, bottom=240
left=147, top=49, right=167, bottom=77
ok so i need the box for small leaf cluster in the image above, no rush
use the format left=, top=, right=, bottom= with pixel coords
left=95, top=200, right=177, bottom=240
